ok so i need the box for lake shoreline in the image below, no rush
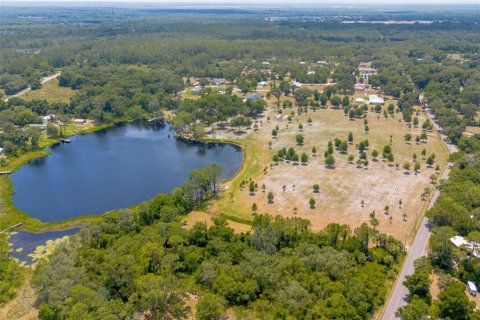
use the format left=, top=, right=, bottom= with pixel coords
left=3, top=119, right=246, bottom=234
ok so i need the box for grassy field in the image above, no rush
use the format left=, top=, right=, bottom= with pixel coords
left=212, top=96, right=448, bottom=243
left=21, top=80, right=75, bottom=104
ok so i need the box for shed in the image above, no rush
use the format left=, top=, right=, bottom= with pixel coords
left=468, top=281, right=477, bottom=296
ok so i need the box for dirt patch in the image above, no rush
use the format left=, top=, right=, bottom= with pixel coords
left=215, top=104, right=448, bottom=244
left=0, top=271, right=38, bottom=320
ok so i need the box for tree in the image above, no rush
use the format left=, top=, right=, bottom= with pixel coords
left=348, top=132, right=353, bottom=144
left=47, top=123, right=59, bottom=138
left=403, top=257, right=432, bottom=300
left=369, top=211, right=379, bottom=230
left=403, top=162, right=411, bottom=171
left=371, top=150, right=379, bottom=160
left=249, top=181, right=255, bottom=195
left=325, top=154, right=335, bottom=168
left=312, top=146, right=317, bottom=156
left=348, top=154, right=354, bottom=163
left=309, top=197, right=316, bottom=209
left=414, top=162, right=421, bottom=172
left=404, top=133, right=412, bottom=143
left=413, top=117, right=419, bottom=127
left=251, top=203, right=258, bottom=214
left=196, top=293, right=227, bottom=320
left=301, top=153, right=308, bottom=164
left=313, top=184, right=320, bottom=193
left=339, top=141, right=348, bottom=154
left=438, top=280, right=474, bottom=320
left=267, top=192, right=274, bottom=204
left=395, top=297, right=430, bottom=320
left=272, top=129, right=277, bottom=138
left=296, top=134, right=304, bottom=145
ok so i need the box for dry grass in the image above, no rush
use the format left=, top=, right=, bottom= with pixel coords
left=22, top=79, right=75, bottom=104
left=183, top=211, right=252, bottom=234
left=0, top=271, right=37, bottom=320
left=213, top=97, right=448, bottom=243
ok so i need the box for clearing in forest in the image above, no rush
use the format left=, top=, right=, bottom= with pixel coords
left=22, top=79, right=75, bottom=104
left=213, top=98, right=448, bottom=243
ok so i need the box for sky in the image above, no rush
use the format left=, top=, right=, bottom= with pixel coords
left=5, top=0, right=480, bottom=3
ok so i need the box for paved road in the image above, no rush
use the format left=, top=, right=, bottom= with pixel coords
left=382, top=109, right=457, bottom=319
left=3, top=72, right=61, bottom=102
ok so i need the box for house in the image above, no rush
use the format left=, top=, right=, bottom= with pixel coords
left=257, top=81, right=268, bottom=88
left=262, top=61, right=270, bottom=66
left=211, top=79, right=225, bottom=87
left=245, top=93, right=263, bottom=101
left=191, top=86, right=202, bottom=94
left=468, top=281, right=477, bottom=296
left=354, top=83, right=367, bottom=91
left=355, top=98, right=365, bottom=104
left=291, top=81, right=302, bottom=88
left=368, top=95, right=384, bottom=105
left=73, top=119, right=86, bottom=124
left=42, top=114, right=55, bottom=125
left=358, top=61, right=376, bottom=80
left=316, top=60, right=328, bottom=65
left=450, top=235, right=480, bottom=258
left=300, top=61, right=306, bottom=65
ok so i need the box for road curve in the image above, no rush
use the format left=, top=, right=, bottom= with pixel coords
left=382, top=109, right=457, bottom=319
left=3, top=71, right=61, bottom=102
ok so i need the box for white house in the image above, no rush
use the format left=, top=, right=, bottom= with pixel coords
left=42, top=114, right=55, bottom=125
left=191, top=86, right=202, bottom=94
left=316, top=60, right=328, bottom=65
left=73, top=119, right=86, bottom=124
left=355, top=98, right=365, bottom=104
left=257, top=81, right=268, bottom=88
left=450, top=235, right=480, bottom=258
left=291, top=81, right=302, bottom=88
left=368, top=95, right=385, bottom=105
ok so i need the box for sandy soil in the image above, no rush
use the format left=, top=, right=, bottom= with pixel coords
left=214, top=99, right=448, bottom=244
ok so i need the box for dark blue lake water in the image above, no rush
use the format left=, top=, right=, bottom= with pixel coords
left=11, top=121, right=243, bottom=222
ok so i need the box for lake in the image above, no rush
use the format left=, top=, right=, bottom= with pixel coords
left=11, top=121, right=243, bottom=222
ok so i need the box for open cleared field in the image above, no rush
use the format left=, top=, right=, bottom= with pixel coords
left=21, top=79, right=75, bottom=104
left=214, top=98, right=448, bottom=243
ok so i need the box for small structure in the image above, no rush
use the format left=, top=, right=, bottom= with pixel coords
left=245, top=93, right=263, bottom=101
left=0, top=148, right=4, bottom=156
left=355, top=98, right=365, bottom=104
left=354, top=83, right=367, bottom=91
left=73, top=119, right=86, bottom=124
left=262, top=61, right=270, bottom=66
left=358, top=61, right=376, bottom=80
left=368, top=95, right=385, bottom=105
left=468, top=281, right=477, bottom=296
left=300, top=61, right=306, bottom=65
left=191, top=86, right=202, bottom=94
left=291, top=81, right=302, bottom=88
left=307, top=70, right=315, bottom=75
left=450, top=235, right=480, bottom=258
left=257, top=81, right=268, bottom=88
left=211, top=79, right=225, bottom=87
left=42, top=114, right=55, bottom=125
left=316, top=60, right=328, bottom=65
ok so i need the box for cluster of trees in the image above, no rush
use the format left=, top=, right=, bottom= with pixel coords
left=273, top=147, right=308, bottom=164
left=33, top=192, right=404, bottom=319
left=0, top=235, right=21, bottom=304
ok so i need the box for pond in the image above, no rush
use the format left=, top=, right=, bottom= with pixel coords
left=9, top=229, right=80, bottom=265
left=11, top=121, right=243, bottom=222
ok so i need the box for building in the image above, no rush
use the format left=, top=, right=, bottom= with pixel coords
left=358, top=61, right=376, bottom=80
left=316, top=60, right=328, bottom=65
left=355, top=98, right=365, bottom=104
left=450, top=235, right=480, bottom=258
left=354, top=83, right=367, bottom=91
left=191, top=86, right=202, bottom=94
left=368, top=95, right=385, bottom=105
left=245, top=93, right=263, bottom=101
left=73, top=119, right=86, bottom=124
left=257, top=81, right=268, bottom=88
left=211, top=79, right=225, bottom=87
left=42, top=114, right=55, bottom=125
left=291, top=81, right=302, bottom=88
